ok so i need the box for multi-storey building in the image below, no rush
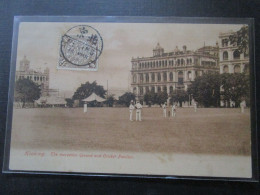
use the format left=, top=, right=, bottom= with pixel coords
left=219, top=31, right=249, bottom=74
left=218, top=30, right=249, bottom=107
left=131, top=43, right=219, bottom=103
left=15, top=56, right=50, bottom=96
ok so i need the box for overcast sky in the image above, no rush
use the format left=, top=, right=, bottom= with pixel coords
left=16, top=22, right=244, bottom=97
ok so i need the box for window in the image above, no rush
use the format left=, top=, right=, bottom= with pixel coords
left=223, top=51, right=228, bottom=60
left=163, top=72, right=167, bottom=81
left=233, top=50, right=240, bottom=59
left=187, top=71, right=192, bottom=80
left=223, top=65, right=229, bottom=73
left=152, top=73, right=155, bottom=82
left=178, top=71, right=184, bottom=84
left=234, top=65, right=240, bottom=73
left=157, top=73, right=161, bottom=82
left=169, top=72, right=173, bottom=81
left=170, top=86, right=173, bottom=94
left=133, top=75, right=137, bottom=83
left=145, top=74, right=149, bottom=82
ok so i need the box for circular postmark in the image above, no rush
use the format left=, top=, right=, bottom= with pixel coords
left=60, top=25, right=103, bottom=66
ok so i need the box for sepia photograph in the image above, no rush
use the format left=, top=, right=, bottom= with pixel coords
left=4, top=17, right=254, bottom=179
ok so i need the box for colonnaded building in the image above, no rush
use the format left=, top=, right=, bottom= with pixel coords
left=218, top=31, right=249, bottom=74
left=130, top=43, right=219, bottom=104
left=15, top=56, right=50, bottom=96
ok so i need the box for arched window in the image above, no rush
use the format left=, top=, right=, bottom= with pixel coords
left=152, top=73, right=155, bottom=82
left=172, top=60, right=174, bottom=66
left=151, top=86, right=155, bottom=93
left=145, top=86, right=149, bottom=93
left=178, top=71, right=183, bottom=84
left=170, top=86, right=173, bottom=94
left=169, top=61, right=172, bottom=66
left=181, top=59, right=184, bottom=65
left=140, top=74, right=143, bottom=83
left=165, top=60, right=167, bottom=66
left=177, top=59, right=180, bottom=66
left=223, top=51, right=228, bottom=60
left=145, top=74, right=149, bottom=82
left=158, top=86, right=161, bottom=92
left=140, top=87, right=143, bottom=95
left=233, top=50, right=240, bottom=59
left=162, top=61, right=164, bottom=67
left=133, top=75, right=137, bottom=83
left=156, top=61, right=158, bottom=67
left=163, top=72, right=167, bottom=81
left=163, top=86, right=167, bottom=92
left=223, top=65, right=229, bottom=73
left=157, top=73, right=161, bottom=82
left=186, top=59, right=189, bottom=64
left=133, top=87, right=137, bottom=94
left=234, top=65, right=241, bottom=73
left=169, top=72, right=173, bottom=81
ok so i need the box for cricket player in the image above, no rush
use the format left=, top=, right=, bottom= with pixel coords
left=135, top=101, right=142, bottom=121
left=171, top=103, right=176, bottom=117
left=240, top=100, right=246, bottom=113
left=194, top=102, right=197, bottom=112
left=83, top=102, right=88, bottom=113
left=162, top=102, right=167, bottom=117
left=129, top=100, right=135, bottom=121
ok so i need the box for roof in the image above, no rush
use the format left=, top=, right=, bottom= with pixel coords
left=82, top=93, right=106, bottom=102
left=36, top=96, right=66, bottom=105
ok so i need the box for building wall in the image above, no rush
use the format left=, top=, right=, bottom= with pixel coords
left=15, top=56, right=50, bottom=96
left=131, top=44, right=219, bottom=99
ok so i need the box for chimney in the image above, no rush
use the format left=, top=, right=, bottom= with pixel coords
left=183, top=45, right=187, bottom=53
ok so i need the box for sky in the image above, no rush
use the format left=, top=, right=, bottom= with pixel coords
left=16, top=22, right=244, bottom=97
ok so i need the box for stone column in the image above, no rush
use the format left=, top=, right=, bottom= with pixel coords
left=160, top=72, right=163, bottom=83
left=220, top=65, right=223, bottom=74
left=143, top=86, right=146, bottom=94
left=167, top=84, right=170, bottom=95
left=155, top=72, right=158, bottom=82
left=241, top=64, right=245, bottom=73
left=149, top=73, right=152, bottom=83
left=228, top=64, right=234, bottom=73
left=191, top=70, right=195, bottom=81
left=155, top=86, right=158, bottom=93
left=136, top=86, right=139, bottom=96
left=167, top=72, right=170, bottom=82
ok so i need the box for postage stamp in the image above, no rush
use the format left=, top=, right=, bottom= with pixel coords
left=58, top=25, right=103, bottom=71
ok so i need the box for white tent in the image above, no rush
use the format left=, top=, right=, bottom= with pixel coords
left=82, top=93, right=106, bottom=102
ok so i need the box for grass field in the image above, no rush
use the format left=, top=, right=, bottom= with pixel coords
left=10, top=107, right=251, bottom=155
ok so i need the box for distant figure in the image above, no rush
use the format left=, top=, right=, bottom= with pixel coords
left=135, top=101, right=142, bottom=121
left=194, top=102, right=197, bottom=112
left=84, top=102, right=88, bottom=113
left=129, top=100, right=135, bottom=121
left=162, top=102, right=167, bottom=117
left=240, top=101, right=246, bottom=113
left=172, top=104, right=176, bottom=117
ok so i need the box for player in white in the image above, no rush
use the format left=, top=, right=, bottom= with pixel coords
left=129, top=100, right=135, bottom=121
left=171, top=103, right=176, bottom=117
left=162, top=102, right=167, bottom=117
left=135, top=101, right=142, bottom=121
left=83, top=102, right=88, bottom=113
left=194, top=102, right=197, bottom=112
left=240, top=100, right=246, bottom=113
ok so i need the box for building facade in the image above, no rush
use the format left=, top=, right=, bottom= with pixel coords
left=131, top=43, right=219, bottom=103
left=219, top=31, right=249, bottom=74
left=15, top=56, right=50, bottom=96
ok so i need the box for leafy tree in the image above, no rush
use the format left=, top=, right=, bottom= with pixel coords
left=72, top=81, right=106, bottom=106
left=170, top=89, right=189, bottom=107
left=144, top=91, right=156, bottom=105
left=118, top=92, right=135, bottom=106
left=188, top=73, right=221, bottom=107
left=156, top=91, right=168, bottom=105
left=220, top=73, right=250, bottom=107
left=229, top=25, right=249, bottom=54
left=65, top=98, right=74, bottom=107
left=14, top=78, right=41, bottom=108
left=105, top=94, right=115, bottom=107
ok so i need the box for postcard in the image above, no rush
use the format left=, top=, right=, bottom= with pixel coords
left=3, top=17, right=257, bottom=180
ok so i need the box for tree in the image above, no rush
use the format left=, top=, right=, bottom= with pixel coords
left=14, top=78, right=41, bottom=108
left=144, top=91, right=156, bottom=105
left=65, top=98, right=74, bottom=107
left=188, top=73, right=221, bottom=107
left=118, top=92, right=135, bottom=106
left=170, top=89, right=189, bottom=107
left=156, top=91, right=168, bottom=105
left=229, top=25, right=249, bottom=54
left=105, top=94, right=115, bottom=107
left=220, top=73, right=250, bottom=107
left=72, top=81, right=106, bottom=106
